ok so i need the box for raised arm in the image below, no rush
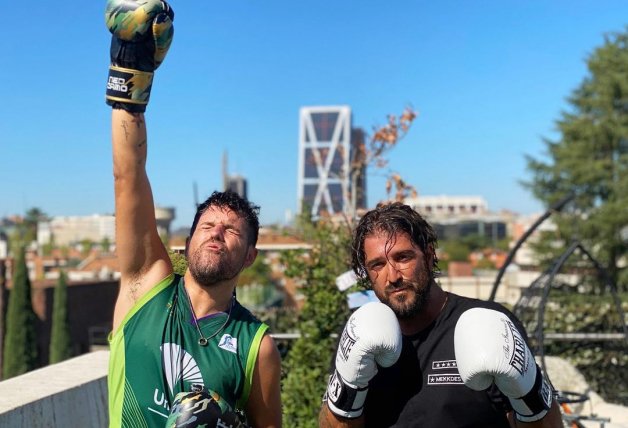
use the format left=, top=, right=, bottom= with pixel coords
left=111, top=110, right=171, bottom=329
left=105, top=0, right=175, bottom=331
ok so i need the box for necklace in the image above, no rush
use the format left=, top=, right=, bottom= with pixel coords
left=439, top=292, right=449, bottom=314
left=184, top=287, right=234, bottom=347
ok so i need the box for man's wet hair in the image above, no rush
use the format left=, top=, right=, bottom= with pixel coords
left=189, top=191, right=260, bottom=246
left=352, top=202, right=439, bottom=281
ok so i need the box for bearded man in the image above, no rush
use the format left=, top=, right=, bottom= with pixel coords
left=104, top=1, right=281, bottom=426
left=319, top=202, right=562, bottom=428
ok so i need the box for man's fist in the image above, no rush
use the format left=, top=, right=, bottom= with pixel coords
left=325, top=302, right=402, bottom=419
left=105, top=0, right=174, bottom=111
left=454, top=307, right=553, bottom=422
left=166, top=384, right=247, bottom=428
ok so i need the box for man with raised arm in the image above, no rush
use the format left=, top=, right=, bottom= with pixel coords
left=319, top=202, right=562, bottom=428
left=104, top=1, right=281, bottom=427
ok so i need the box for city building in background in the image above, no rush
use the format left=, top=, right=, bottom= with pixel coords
left=350, top=128, right=367, bottom=211
left=154, top=206, right=176, bottom=239
left=0, top=231, right=8, bottom=259
left=405, top=195, right=510, bottom=242
left=297, top=106, right=366, bottom=219
left=223, top=151, right=248, bottom=200
left=37, top=214, right=115, bottom=247
left=225, top=175, right=247, bottom=200
left=37, top=207, right=176, bottom=248
left=408, top=195, right=488, bottom=217
left=510, top=213, right=558, bottom=267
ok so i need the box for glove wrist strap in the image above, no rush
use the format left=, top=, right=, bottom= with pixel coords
left=106, top=65, right=154, bottom=110
left=324, top=370, right=368, bottom=419
left=510, top=364, right=553, bottom=422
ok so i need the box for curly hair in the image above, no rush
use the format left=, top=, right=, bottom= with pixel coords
left=189, top=191, right=260, bottom=246
left=352, top=202, right=439, bottom=281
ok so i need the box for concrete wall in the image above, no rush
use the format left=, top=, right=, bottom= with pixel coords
left=0, top=351, right=108, bottom=427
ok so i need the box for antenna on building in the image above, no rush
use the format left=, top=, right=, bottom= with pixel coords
left=222, top=150, right=228, bottom=191
left=221, top=150, right=248, bottom=200
left=193, top=181, right=199, bottom=209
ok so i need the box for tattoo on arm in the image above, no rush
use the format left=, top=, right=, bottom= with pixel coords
left=120, top=114, right=145, bottom=143
left=130, top=113, right=145, bottom=128
left=121, top=120, right=130, bottom=141
left=136, top=139, right=147, bottom=165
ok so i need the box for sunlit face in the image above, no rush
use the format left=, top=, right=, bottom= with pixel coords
left=186, top=206, right=256, bottom=286
left=363, top=231, right=433, bottom=319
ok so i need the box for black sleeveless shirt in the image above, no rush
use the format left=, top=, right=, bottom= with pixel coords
left=363, top=293, right=526, bottom=427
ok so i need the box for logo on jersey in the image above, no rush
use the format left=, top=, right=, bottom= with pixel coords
left=428, top=360, right=463, bottom=385
left=218, top=334, right=238, bottom=354
left=161, top=343, right=204, bottom=394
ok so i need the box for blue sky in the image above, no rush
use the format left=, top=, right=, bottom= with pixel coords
left=1, top=1, right=626, bottom=229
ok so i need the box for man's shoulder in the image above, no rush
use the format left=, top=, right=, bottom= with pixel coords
left=447, top=292, right=513, bottom=316
left=446, top=292, right=526, bottom=335
left=231, top=299, right=266, bottom=327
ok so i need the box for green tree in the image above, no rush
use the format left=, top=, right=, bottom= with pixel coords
left=101, top=236, right=112, bottom=253
left=460, top=234, right=491, bottom=251
left=280, top=107, right=419, bottom=426
left=21, top=207, right=47, bottom=245
left=440, top=240, right=471, bottom=262
left=238, top=257, right=280, bottom=308
left=42, top=227, right=56, bottom=257
left=80, top=239, right=94, bottom=258
left=60, top=246, right=70, bottom=259
left=168, top=250, right=188, bottom=276
left=238, top=256, right=273, bottom=286
left=475, top=257, right=496, bottom=270
left=3, top=247, right=38, bottom=378
left=0, top=258, right=7, bottom=379
left=41, top=242, right=54, bottom=257
left=524, top=29, right=628, bottom=292
left=493, top=237, right=511, bottom=252
left=49, top=271, right=71, bottom=364
left=281, top=212, right=352, bottom=428
left=159, top=232, right=170, bottom=248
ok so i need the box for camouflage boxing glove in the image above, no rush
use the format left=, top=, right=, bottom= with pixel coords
left=105, top=0, right=174, bottom=112
left=166, top=384, right=249, bottom=428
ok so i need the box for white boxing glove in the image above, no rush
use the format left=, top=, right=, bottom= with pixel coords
left=325, top=302, right=402, bottom=418
left=454, top=307, right=553, bottom=422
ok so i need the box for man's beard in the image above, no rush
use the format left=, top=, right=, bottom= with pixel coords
left=187, top=245, right=244, bottom=286
left=377, top=270, right=433, bottom=319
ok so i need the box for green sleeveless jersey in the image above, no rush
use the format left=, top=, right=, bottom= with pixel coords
left=108, top=274, right=268, bottom=427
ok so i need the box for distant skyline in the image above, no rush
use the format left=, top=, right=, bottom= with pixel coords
left=1, top=2, right=627, bottom=229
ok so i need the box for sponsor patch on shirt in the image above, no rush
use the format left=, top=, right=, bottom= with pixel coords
left=218, top=334, right=238, bottom=354
left=432, top=360, right=457, bottom=370
left=427, top=373, right=464, bottom=385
